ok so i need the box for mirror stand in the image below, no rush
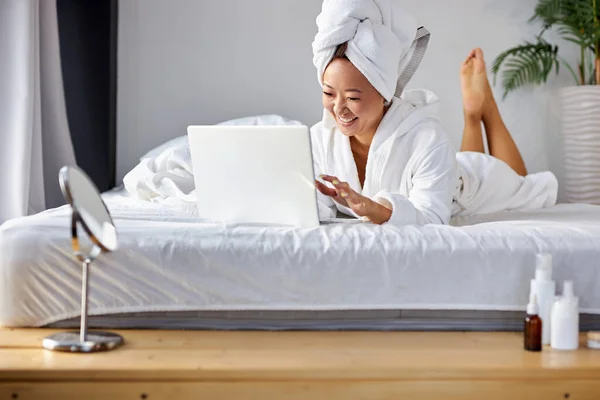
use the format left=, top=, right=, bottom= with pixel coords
left=42, top=167, right=124, bottom=353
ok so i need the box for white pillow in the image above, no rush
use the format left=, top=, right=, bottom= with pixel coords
left=139, top=114, right=303, bottom=160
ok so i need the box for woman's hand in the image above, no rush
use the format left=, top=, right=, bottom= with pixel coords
left=315, top=175, right=392, bottom=224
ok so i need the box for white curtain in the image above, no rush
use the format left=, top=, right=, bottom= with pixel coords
left=0, top=0, right=76, bottom=224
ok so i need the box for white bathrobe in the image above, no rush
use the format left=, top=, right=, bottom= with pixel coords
left=311, top=89, right=558, bottom=226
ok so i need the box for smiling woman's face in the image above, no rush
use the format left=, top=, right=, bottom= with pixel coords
left=322, top=57, right=386, bottom=142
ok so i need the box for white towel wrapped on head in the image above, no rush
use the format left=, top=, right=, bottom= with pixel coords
left=312, top=0, right=429, bottom=101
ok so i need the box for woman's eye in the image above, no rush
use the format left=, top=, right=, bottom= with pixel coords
left=323, top=92, right=333, bottom=97
left=348, top=97, right=360, bottom=101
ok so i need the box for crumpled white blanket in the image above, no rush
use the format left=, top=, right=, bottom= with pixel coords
left=123, top=115, right=302, bottom=206
left=453, top=151, right=558, bottom=217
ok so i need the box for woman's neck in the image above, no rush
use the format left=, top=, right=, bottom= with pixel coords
left=350, top=134, right=372, bottom=153
left=351, top=131, right=375, bottom=150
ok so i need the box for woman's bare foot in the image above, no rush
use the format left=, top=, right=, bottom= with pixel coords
left=460, top=48, right=489, bottom=118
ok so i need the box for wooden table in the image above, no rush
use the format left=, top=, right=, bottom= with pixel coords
left=1, top=329, right=599, bottom=399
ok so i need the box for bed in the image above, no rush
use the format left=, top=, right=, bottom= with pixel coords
left=1, top=188, right=600, bottom=330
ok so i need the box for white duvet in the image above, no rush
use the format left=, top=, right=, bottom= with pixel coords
left=1, top=187, right=600, bottom=328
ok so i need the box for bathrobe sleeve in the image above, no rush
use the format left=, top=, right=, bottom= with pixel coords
left=372, top=141, right=456, bottom=226
left=310, top=125, right=337, bottom=221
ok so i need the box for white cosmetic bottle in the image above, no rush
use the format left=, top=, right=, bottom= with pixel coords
left=530, top=253, right=555, bottom=345
left=551, top=281, right=579, bottom=351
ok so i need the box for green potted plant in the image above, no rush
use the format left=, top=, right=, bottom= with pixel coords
left=492, top=0, right=600, bottom=204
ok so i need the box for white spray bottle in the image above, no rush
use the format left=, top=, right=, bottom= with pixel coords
left=530, top=253, right=555, bottom=345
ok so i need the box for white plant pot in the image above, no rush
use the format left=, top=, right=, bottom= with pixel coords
left=558, top=86, right=600, bottom=204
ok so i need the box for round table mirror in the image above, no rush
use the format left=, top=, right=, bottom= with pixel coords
left=42, top=165, right=124, bottom=353
left=60, top=165, right=118, bottom=253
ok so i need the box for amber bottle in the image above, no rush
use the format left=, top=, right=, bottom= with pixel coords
left=524, top=294, right=542, bottom=352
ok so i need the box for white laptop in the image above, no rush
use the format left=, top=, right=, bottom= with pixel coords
left=187, top=125, right=327, bottom=227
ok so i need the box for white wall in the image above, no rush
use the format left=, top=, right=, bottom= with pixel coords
left=118, top=0, right=579, bottom=201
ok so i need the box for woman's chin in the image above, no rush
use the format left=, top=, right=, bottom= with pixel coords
left=336, top=122, right=360, bottom=136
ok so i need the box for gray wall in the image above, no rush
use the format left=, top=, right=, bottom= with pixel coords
left=118, top=0, right=579, bottom=201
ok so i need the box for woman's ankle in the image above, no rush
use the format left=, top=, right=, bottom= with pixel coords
left=464, top=110, right=482, bottom=124
left=481, top=86, right=499, bottom=124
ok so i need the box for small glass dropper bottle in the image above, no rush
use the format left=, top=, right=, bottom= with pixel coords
left=524, top=293, right=542, bottom=352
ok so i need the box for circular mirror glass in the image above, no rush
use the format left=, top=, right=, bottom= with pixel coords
left=59, top=166, right=118, bottom=252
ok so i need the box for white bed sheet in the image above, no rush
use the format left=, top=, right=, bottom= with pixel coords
left=1, top=189, right=600, bottom=327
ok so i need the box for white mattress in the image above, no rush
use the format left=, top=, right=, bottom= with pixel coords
left=1, top=189, right=600, bottom=327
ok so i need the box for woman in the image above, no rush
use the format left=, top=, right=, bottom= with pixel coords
left=311, top=0, right=557, bottom=226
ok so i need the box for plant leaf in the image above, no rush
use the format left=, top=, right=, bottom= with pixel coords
left=491, top=41, right=560, bottom=98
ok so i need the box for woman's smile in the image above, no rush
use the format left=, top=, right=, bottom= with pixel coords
left=337, top=115, right=358, bottom=126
